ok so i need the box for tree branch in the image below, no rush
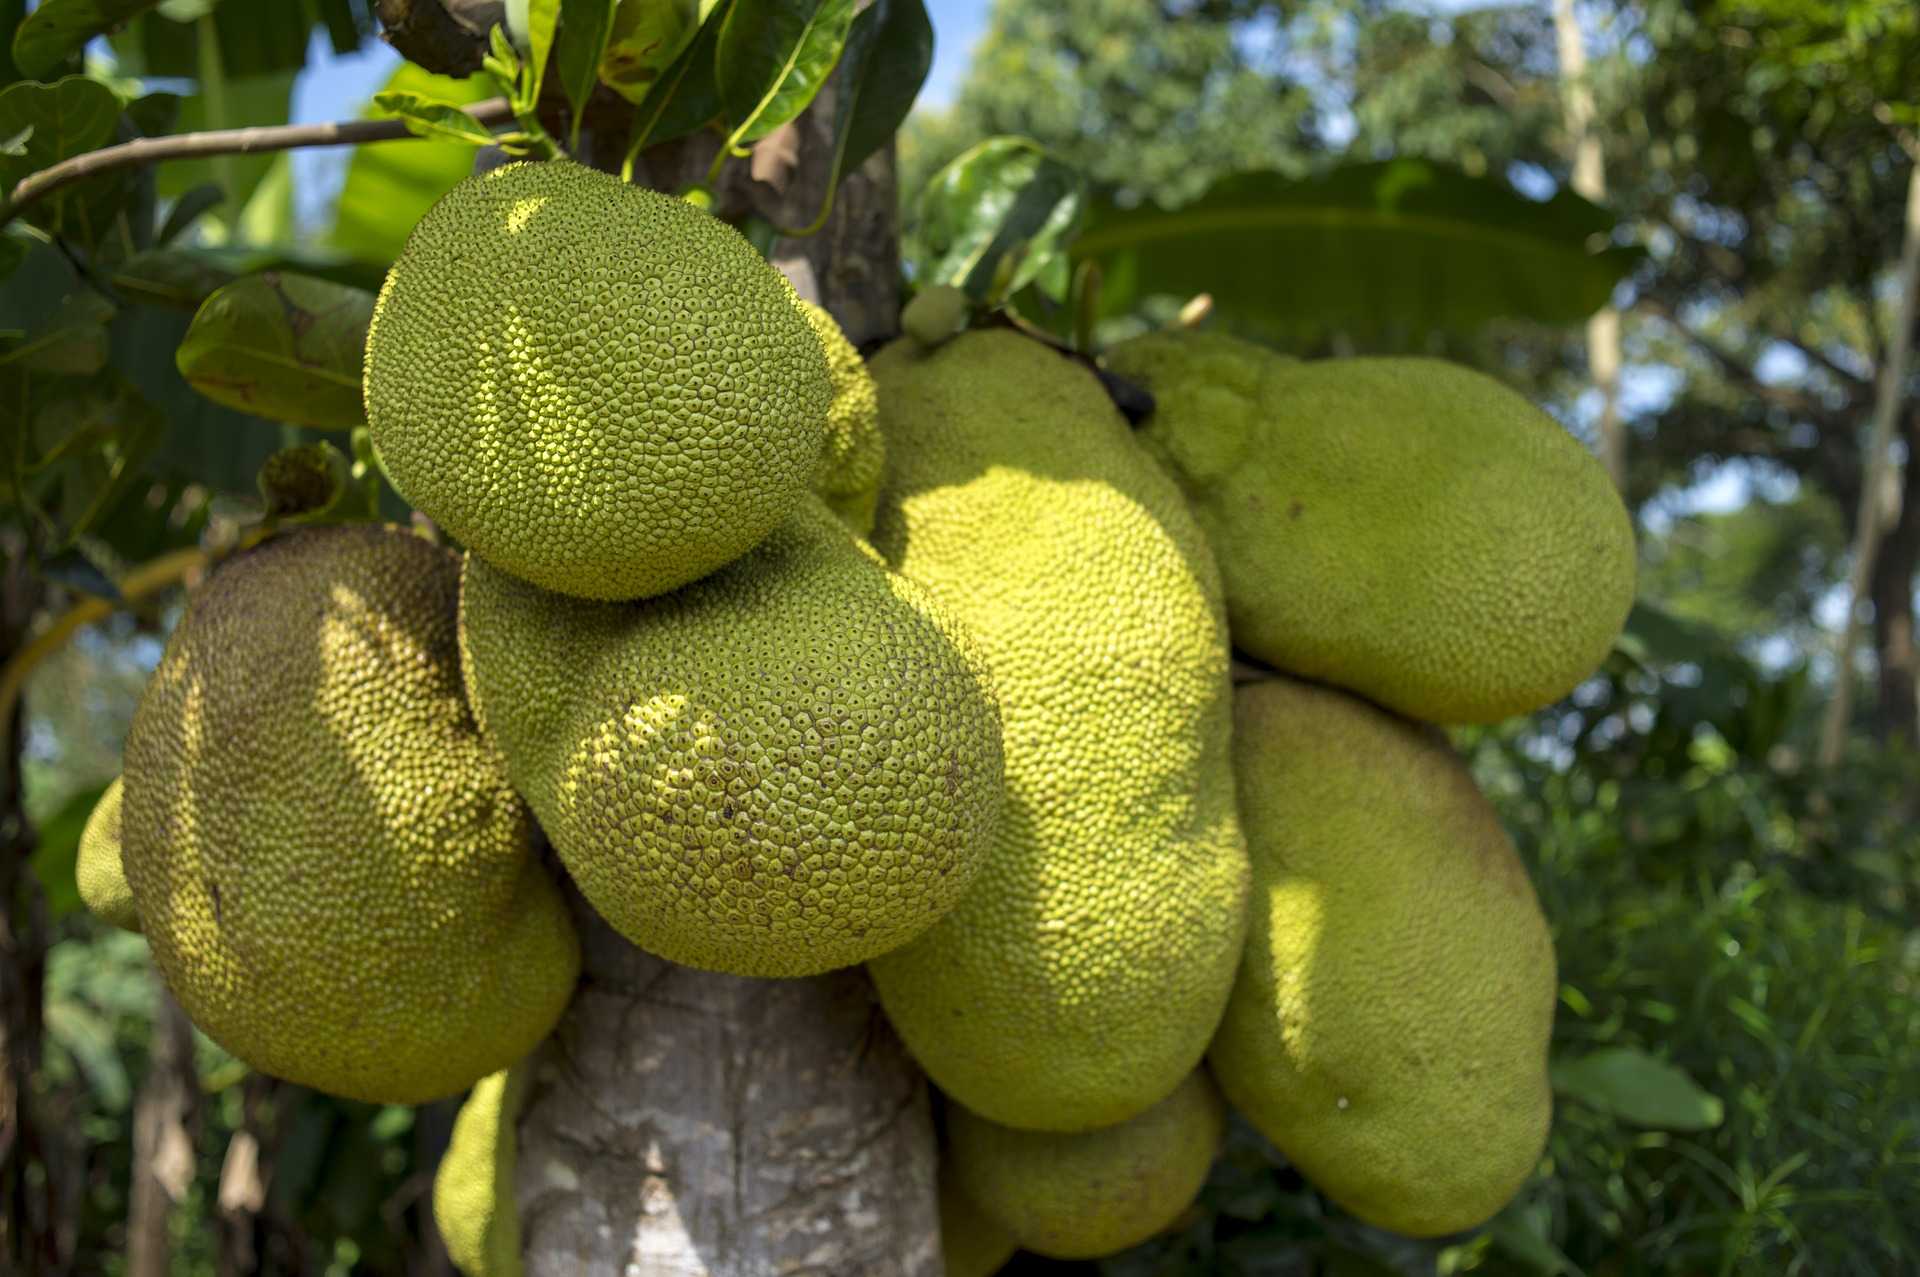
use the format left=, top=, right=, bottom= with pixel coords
left=1637, top=298, right=1836, bottom=418
left=0, top=99, right=515, bottom=228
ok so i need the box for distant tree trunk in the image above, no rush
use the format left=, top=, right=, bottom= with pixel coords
left=0, top=543, right=67, bottom=1277
left=1554, top=0, right=1625, bottom=490
left=506, top=59, right=941, bottom=1277
left=1869, top=406, right=1920, bottom=745
left=127, top=990, right=199, bottom=1277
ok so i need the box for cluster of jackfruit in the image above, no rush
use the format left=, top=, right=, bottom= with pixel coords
left=81, top=159, right=1637, bottom=1272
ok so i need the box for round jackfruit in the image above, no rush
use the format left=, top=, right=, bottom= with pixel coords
left=120, top=525, right=580, bottom=1106
left=948, top=1070, right=1224, bottom=1260
left=1104, top=331, right=1637, bottom=724
left=458, top=496, right=1004, bottom=978
left=938, top=1165, right=1017, bottom=1277
left=435, top=1065, right=531, bottom=1277
left=1210, top=675, right=1555, bottom=1237
left=364, top=159, right=831, bottom=601
left=865, top=329, right=1249, bottom=1133
left=76, top=777, right=139, bottom=933
left=796, top=299, right=884, bottom=536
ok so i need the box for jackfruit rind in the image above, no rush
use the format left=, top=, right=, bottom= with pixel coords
left=938, top=1163, right=1018, bottom=1277
left=948, top=1070, right=1224, bottom=1260
left=1105, top=332, right=1637, bottom=724
left=364, top=159, right=831, bottom=601
left=796, top=299, right=884, bottom=535
left=76, top=777, right=139, bottom=933
left=120, top=525, right=580, bottom=1106
left=459, top=496, right=1005, bottom=979
left=435, top=1064, right=531, bottom=1277
left=1211, top=675, right=1555, bottom=1238
left=865, top=329, right=1249, bottom=1133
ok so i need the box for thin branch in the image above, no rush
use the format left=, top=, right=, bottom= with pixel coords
left=1637, top=298, right=1834, bottom=417
left=0, top=98, right=515, bottom=227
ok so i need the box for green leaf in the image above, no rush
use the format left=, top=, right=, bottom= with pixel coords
left=156, top=180, right=222, bottom=245
left=154, top=71, right=295, bottom=215
left=556, top=0, right=618, bottom=148
left=372, top=91, right=500, bottom=148
left=0, top=229, right=23, bottom=282
left=27, top=782, right=104, bottom=921
left=1487, top=1199, right=1581, bottom=1275
left=0, top=76, right=124, bottom=243
left=331, top=64, right=494, bottom=267
left=834, top=0, right=929, bottom=177
left=0, top=290, right=113, bottom=374
left=11, top=0, right=165, bottom=79
left=597, top=0, right=703, bottom=105
left=1551, top=1046, right=1726, bottom=1131
left=175, top=272, right=374, bottom=430
left=716, top=0, right=857, bottom=146
left=506, top=0, right=562, bottom=104
left=108, top=246, right=234, bottom=309
left=1073, top=159, right=1645, bottom=338
left=626, top=0, right=733, bottom=154
left=909, top=136, right=1087, bottom=306
left=258, top=440, right=350, bottom=521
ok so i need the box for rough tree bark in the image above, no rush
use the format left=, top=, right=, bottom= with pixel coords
left=1868, top=405, right=1920, bottom=745
left=127, top=990, right=199, bottom=1277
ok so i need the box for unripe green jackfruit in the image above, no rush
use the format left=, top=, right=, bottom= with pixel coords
left=947, top=1070, right=1224, bottom=1260
left=796, top=299, right=884, bottom=535
left=1105, top=332, right=1636, bottom=723
left=866, top=329, right=1249, bottom=1133
left=76, top=777, right=139, bottom=933
left=365, top=159, right=831, bottom=601
left=459, top=496, right=1004, bottom=978
left=938, top=1168, right=1017, bottom=1277
left=435, top=1065, right=531, bottom=1277
left=1210, top=675, right=1556, bottom=1237
left=121, top=525, right=580, bottom=1105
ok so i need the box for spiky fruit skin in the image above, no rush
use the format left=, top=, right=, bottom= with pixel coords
left=458, top=497, right=1005, bottom=979
left=1211, top=675, right=1556, bottom=1238
left=949, top=1070, right=1224, bottom=1260
left=1105, top=331, right=1637, bottom=724
left=938, top=1170, right=1018, bottom=1277
left=120, top=525, right=580, bottom=1106
left=795, top=299, right=884, bottom=536
left=434, top=1065, right=530, bottom=1277
left=865, top=329, right=1249, bottom=1133
left=76, top=777, right=139, bottom=933
left=364, top=159, right=831, bottom=601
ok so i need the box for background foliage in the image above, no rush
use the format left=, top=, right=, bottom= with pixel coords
left=1, top=0, right=1915, bottom=1274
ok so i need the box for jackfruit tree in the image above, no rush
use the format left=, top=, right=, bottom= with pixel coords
left=0, top=3, right=1666, bottom=1275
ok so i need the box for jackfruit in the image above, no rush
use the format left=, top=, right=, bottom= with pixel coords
left=947, top=1070, right=1224, bottom=1259
left=796, top=299, right=884, bottom=535
left=1210, top=675, right=1555, bottom=1237
left=364, top=159, right=831, bottom=601
left=1104, top=332, right=1637, bottom=724
left=76, top=777, right=139, bottom=933
left=458, top=496, right=1004, bottom=978
left=120, top=525, right=580, bottom=1105
left=435, top=1064, right=531, bottom=1277
left=865, top=329, right=1249, bottom=1132
left=938, top=1167, right=1017, bottom=1277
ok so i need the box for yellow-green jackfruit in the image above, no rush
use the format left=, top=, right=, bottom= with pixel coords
left=435, top=1065, right=531, bottom=1277
left=938, top=1168, right=1018, bottom=1277
left=796, top=299, right=884, bottom=535
left=365, top=159, right=830, bottom=601
left=1210, top=675, right=1555, bottom=1237
left=120, top=525, right=580, bottom=1105
left=458, top=496, right=1004, bottom=978
left=865, top=329, right=1249, bottom=1133
left=1105, top=332, right=1637, bottom=724
left=76, top=777, right=139, bottom=933
left=948, top=1070, right=1224, bottom=1260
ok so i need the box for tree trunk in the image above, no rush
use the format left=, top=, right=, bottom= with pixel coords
left=512, top=72, right=940, bottom=1277
left=1869, top=405, right=1920, bottom=745
left=127, top=989, right=199, bottom=1277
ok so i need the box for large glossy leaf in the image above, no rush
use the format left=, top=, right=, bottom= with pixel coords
left=109, top=248, right=235, bottom=310
left=1075, top=160, right=1643, bottom=337
left=0, top=290, right=113, bottom=374
left=0, top=76, right=127, bottom=245
left=11, top=0, right=162, bottom=78
left=175, top=273, right=374, bottom=430
left=909, top=136, right=1087, bottom=305
left=136, top=2, right=313, bottom=78
left=625, top=0, right=732, bottom=153
left=1552, top=1046, right=1725, bottom=1131
left=555, top=0, right=618, bottom=145
left=330, top=63, right=494, bottom=266
left=597, top=0, right=703, bottom=106
left=715, top=0, right=856, bottom=146
left=506, top=0, right=561, bottom=103
left=834, top=0, right=930, bottom=177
